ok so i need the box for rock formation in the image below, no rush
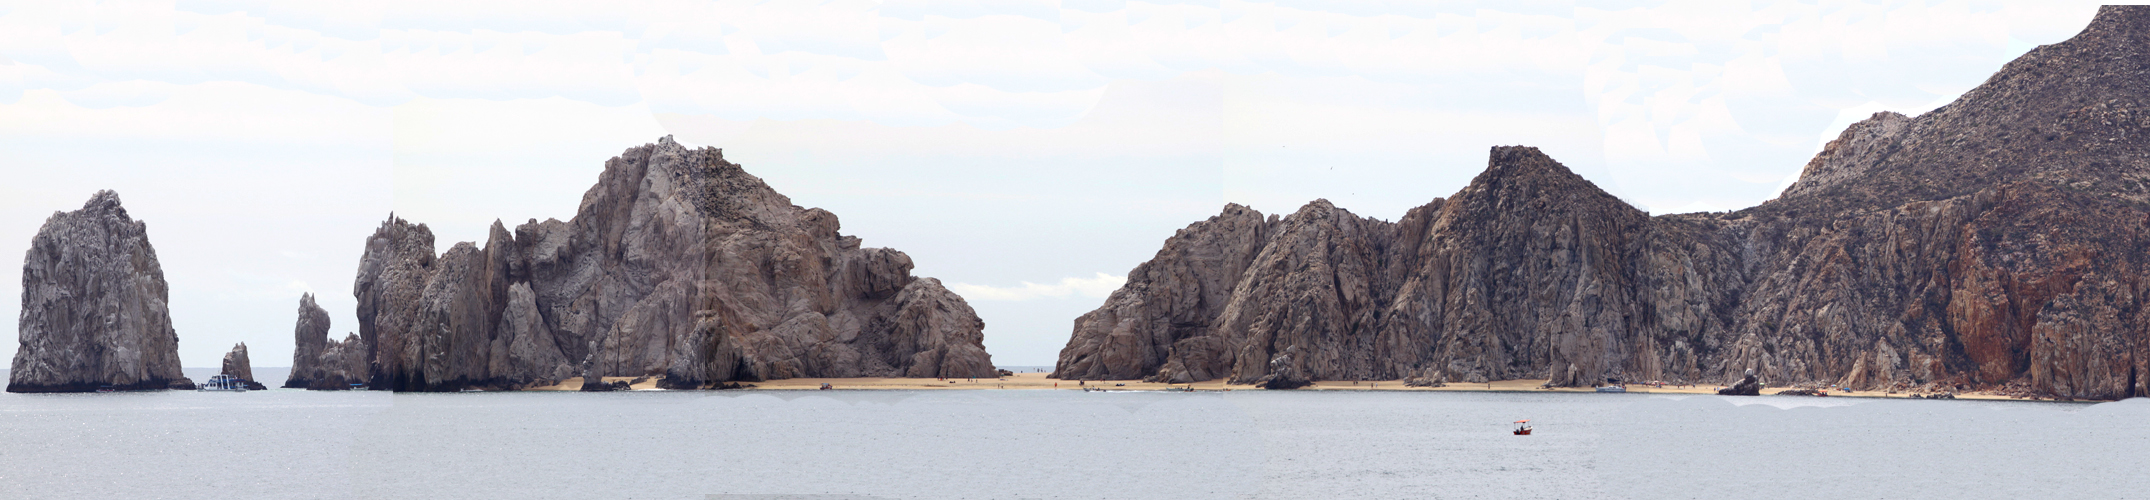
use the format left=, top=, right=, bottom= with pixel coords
left=8, top=191, right=195, bottom=392
left=221, top=343, right=253, bottom=381
left=283, top=293, right=368, bottom=390
left=1718, top=370, right=1761, bottom=396
left=220, top=342, right=266, bottom=390
left=1254, top=351, right=1312, bottom=390
left=1057, top=6, right=2150, bottom=400
left=353, top=137, right=996, bottom=391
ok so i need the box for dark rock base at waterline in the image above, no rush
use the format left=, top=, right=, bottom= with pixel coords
left=6, top=377, right=196, bottom=393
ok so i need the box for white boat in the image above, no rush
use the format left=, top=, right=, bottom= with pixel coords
left=1595, top=385, right=1626, bottom=393
left=198, top=374, right=249, bottom=392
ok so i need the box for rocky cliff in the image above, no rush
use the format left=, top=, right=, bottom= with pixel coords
left=1057, top=6, right=2150, bottom=399
left=354, top=137, right=996, bottom=391
left=8, top=191, right=194, bottom=392
left=283, top=293, right=367, bottom=389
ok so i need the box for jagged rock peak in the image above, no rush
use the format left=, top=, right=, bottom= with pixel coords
left=220, top=342, right=264, bottom=389
left=1450, top=145, right=1641, bottom=218
left=1765, top=5, right=2150, bottom=213
left=284, top=292, right=357, bottom=389
left=9, top=190, right=193, bottom=392
left=1285, top=198, right=1344, bottom=219
left=1468, top=147, right=1612, bottom=197
left=1777, top=111, right=1910, bottom=201
left=81, top=189, right=129, bottom=217
left=2081, top=5, right=2150, bottom=41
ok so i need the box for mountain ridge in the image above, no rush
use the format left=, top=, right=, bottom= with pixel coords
left=1056, top=5, right=2150, bottom=399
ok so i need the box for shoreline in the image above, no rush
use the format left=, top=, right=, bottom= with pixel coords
left=655, top=372, right=2080, bottom=402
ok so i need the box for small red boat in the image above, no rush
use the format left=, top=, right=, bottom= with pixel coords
left=1513, top=419, right=1532, bottom=435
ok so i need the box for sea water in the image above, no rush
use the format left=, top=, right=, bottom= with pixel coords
left=1, top=386, right=2144, bottom=499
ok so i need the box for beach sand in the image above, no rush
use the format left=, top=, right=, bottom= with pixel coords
left=508, top=371, right=2043, bottom=400
left=702, top=372, right=2039, bottom=401
left=523, top=376, right=664, bottom=391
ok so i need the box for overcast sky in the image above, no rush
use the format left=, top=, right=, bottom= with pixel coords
left=0, top=0, right=2118, bottom=369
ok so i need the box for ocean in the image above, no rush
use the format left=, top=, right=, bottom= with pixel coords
left=1, top=386, right=2142, bottom=499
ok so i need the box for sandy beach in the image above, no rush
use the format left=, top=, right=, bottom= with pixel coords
left=524, top=376, right=666, bottom=391
left=615, top=372, right=2042, bottom=401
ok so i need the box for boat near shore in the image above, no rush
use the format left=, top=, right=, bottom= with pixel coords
left=198, top=374, right=249, bottom=392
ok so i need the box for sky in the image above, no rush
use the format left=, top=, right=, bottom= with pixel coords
left=0, top=0, right=2122, bottom=369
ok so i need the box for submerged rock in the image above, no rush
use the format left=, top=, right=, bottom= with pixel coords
left=354, top=137, right=996, bottom=391
left=1054, top=7, right=2150, bottom=399
left=8, top=191, right=193, bottom=393
left=220, top=343, right=267, bottom=390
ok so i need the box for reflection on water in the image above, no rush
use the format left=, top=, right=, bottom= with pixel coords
left=0, top=389, right=2136, bottom=499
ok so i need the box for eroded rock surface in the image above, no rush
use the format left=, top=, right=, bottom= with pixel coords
left=1719, top=370, right=1762, bottom=396
left=284, top=293, right=370, bottom=390
left=8, top=191, right=193, bottom=393
left=354, top=137, right=995, bottom=391
left=220, top=342, right=265, bottom=390
left=221, top=342, right=253, bottom=381
left=1057, top=6, right=2150, bottom=399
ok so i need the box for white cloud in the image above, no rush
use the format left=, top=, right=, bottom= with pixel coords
left=0, top=80, right=390, bottom=145
left=947, top=273, right=1127, bottom=301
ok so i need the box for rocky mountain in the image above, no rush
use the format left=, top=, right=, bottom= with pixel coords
left=1056, top=6, right=2150, bottom=400
left=354, top=137, right=995, bottom=391
left=8, top=191, right=194, bottom=392
left=282, top=293, right=367, bottom=390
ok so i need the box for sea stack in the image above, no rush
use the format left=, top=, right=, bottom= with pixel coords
left=220, top=342, right=266, bottom=390
left=1055, top=6, right=2150, bottom=400
left=8, top=191, right=194, bottom=392
left=283, top=293, right=367, bottom=390
left=353, top=137, right=996, bottom=391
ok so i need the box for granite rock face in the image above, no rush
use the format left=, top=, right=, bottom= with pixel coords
left=220, top=342, right=265, bottom=389
left=221, top=342, right=253, bottom=381
left=354, top=137, right=996, bottom=391
left=1057, top=6, right=2150, bottom=399
left=282, top=293, right=370, bottom=390
left=218, top=343, right=266, bottom=390
left=8, top=191, right=193, bottom=393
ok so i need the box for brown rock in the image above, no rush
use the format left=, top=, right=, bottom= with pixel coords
left=282, top=293, right=369, bottom=389
left=1055, top=203, right=1272, bottom=382
left=1056, top=6, right=2150, bottom=400
left=306, top=333, right=369, bottom=390
left=1718, top=370, right=1762, bottom=396
left=8, top=191, right=193, bottom=393
left=220, top=342, right=265, bottom=390
left=354, top=137, right=996, bottom=391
